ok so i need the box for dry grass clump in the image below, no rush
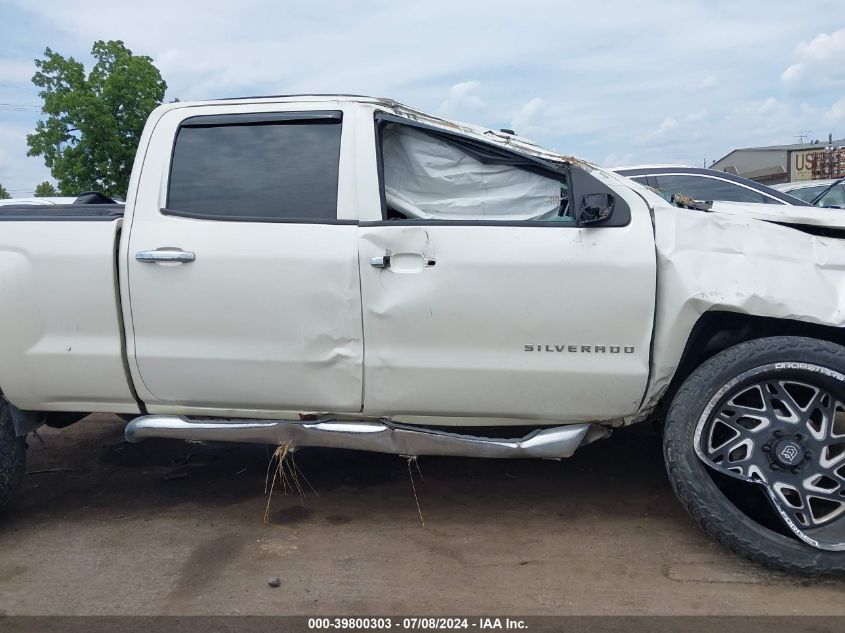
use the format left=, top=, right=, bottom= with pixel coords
left=264, top=441, right=316, bottom=525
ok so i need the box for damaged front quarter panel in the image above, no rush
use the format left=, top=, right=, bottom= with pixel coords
left=640, top=203, right=845, bottom=414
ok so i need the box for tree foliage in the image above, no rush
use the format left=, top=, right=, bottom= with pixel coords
left=27, top=40, right=167, bottom=198
left=34, top=181, right=58, bottom=197
left=0, top=184, right=10, bottom=199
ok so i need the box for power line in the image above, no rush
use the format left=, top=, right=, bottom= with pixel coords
left=0, top=102, right=41, bottom=111
left=0, top=80, right=37, bottom=90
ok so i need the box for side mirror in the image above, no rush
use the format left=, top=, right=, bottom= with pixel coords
left=577, top=193, right=615, bottom=225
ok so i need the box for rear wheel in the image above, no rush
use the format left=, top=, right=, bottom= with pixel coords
left=664, top=336, right=845, bottom=575
left=0, top=398, right=26, bottom=512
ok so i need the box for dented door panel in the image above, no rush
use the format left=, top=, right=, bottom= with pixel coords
left=358, top=210, right=656, bottom=421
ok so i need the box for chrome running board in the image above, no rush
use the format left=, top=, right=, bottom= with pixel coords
left=124, top=415, right=610, bottom=459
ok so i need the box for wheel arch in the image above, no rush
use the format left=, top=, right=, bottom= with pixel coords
left=654, top=311, right=845, bottom=419
left=0, top=392, right=44, bottom=437
left=1, top=381, right=95, bottom=436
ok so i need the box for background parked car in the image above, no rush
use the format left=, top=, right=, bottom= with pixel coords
left=0, top=192, right=122, bottom=207
left=611, top=165, right=809, bottom=206
left=0, top=196, right=77, bottom=206
left=772, top=178, right=845, bottom=209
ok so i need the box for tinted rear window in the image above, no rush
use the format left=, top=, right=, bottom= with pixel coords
left=167, top=117, right=341, bottom=222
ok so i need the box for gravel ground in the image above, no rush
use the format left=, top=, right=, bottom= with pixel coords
left=0, top=414, right=843, bottom=616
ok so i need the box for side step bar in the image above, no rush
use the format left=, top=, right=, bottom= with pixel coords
left=124, top=416, right=611, bottom=459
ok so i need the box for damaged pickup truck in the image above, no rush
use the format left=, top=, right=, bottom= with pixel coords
left=1, top=95, right=844, bottom=575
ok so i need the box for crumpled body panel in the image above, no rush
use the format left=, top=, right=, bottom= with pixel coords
left=708, top=200, right=845, bottom=229
left=641, top=203, right=845, bottom=413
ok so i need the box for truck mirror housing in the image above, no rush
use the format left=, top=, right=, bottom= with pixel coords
left=577, top=193, right=615, bottom=225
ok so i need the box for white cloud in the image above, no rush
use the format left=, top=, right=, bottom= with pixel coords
left=825, top=96, right=845, bottom=122
left=1, top=0, right=844, bottom=180
left=757, top=97, right=786, bottom=115
left=0, top=58, right=36, bottom=85
left=438, top=81, right=486, bottom=114
left=684, top=109, right=708, bottom=123
left=655, top=117, right=678, bottom=134
left=691, top=75, right=718, bottom=91
left=602, top=151, right=635, bottom=168
left=510, top=97, right=549, bottom=137
left=0, top=122, right=51, bottom=196
left=781, top=27, right=845, bottom=89
left=639, top=117, right=679, bottom=144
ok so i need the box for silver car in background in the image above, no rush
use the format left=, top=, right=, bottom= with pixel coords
left=611, top=165, right=809, bottom=206
left=773, top=178, right=845, bottom=209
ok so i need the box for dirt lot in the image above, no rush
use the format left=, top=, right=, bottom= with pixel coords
left=0, top=414, right=843, bottom=616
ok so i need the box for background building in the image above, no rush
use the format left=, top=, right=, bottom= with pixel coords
left=711, top=136, right=845, bottom=184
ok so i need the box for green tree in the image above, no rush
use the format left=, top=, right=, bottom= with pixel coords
left=0, top=184, right=10, bottom=199
left=34, top=181, right=58, bottom=197
left=27, top=40, right=167, bottom=198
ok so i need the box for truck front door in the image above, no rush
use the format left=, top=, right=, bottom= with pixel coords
left=357, top=116, right=656, bottom=422
left=124, top=106, right=364, bottom=414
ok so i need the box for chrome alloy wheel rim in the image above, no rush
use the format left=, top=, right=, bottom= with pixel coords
left=694, top=363, right=845, bottom=551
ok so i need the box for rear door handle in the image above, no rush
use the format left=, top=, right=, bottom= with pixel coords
left=135, top=249, right=196, bottom=264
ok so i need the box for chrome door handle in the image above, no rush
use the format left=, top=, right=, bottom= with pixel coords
left=135, top=249, right=196, bottom=263
left=370, top=255, right=391, bottom=269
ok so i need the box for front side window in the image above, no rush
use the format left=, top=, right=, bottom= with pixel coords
left=654, top=174, right=770, bottom=204
left=167, top=115, right=342, bottom=221
left=380, top=122, right=570, bottom=222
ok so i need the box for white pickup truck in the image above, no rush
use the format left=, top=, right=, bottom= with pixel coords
left=1, top=95, right=844, bottom=575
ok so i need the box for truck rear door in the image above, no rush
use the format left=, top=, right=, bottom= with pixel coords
left=124, top=105, right=363, bottom=413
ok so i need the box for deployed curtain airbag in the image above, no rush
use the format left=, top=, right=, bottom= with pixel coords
left=382, top=124, right=564, bottom=221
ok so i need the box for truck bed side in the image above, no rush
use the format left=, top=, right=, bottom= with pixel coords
left=0, top=206, right=139, bottom=413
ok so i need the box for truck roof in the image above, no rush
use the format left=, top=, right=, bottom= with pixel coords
left=160, top=94, right=586, bottom=167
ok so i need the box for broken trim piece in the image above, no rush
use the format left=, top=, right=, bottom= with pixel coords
left=375, top=112, right=567, bottom=178
left=124, top=416, right=611, bottom=459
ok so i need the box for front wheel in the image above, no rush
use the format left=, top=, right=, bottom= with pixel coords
left=0, top=398, right=26, bottom=512
left=664, top=336, right=845, bottom=575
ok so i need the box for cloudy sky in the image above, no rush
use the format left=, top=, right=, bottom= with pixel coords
left=1, top=0, right=844, bottom=195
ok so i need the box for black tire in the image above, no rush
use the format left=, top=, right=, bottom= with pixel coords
left=664, top=336, right=845, bottom=576
left=0, top=398, right=26, bottom=512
